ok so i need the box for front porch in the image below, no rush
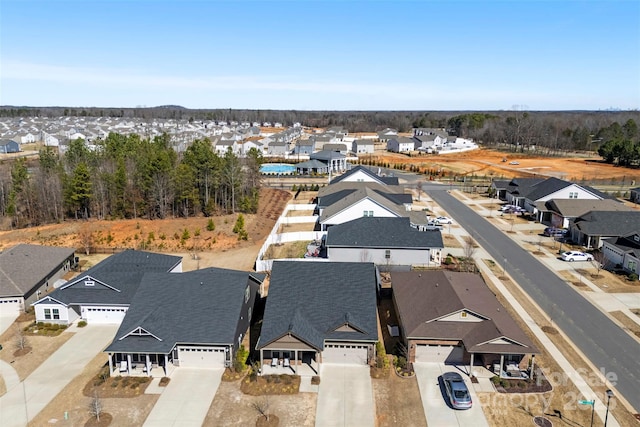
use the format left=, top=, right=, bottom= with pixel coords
left=470, top=352, right=535, bottom=380
left=259, top=349, right=320, bottom=375
left=107, top=352, right=176, bottom=377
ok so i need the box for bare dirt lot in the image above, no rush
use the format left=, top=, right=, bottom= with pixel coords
left=374, top=148, right=640, bottom=183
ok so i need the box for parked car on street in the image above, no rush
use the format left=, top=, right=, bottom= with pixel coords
left=435, top=216, right=453, bottom=224
left=561, top=251, right=594, bottom=262
left=543, top=227, right=567, bottom=238
left=510, top=161, right=520, bottom=165
left=442, top=372, right=472, bottom=410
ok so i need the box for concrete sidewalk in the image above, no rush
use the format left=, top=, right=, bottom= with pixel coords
left=143, top=368, right=223, bottom=427
left=0, top=324, right=118, bottom=427
left=315, top=364, right=374, bottom=427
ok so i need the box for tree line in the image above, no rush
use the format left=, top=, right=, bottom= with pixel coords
left=0, top=133, right=263, bottom=228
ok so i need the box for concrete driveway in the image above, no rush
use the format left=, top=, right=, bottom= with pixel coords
left=0, top=311, right=19, bottom=336
left=0, top=324, right=118, bottom=427
left=143, top=368, right=223, bottom=427
left=414, top=362, right=489, bottom=427
left=315, top=364, right=374, bottom=427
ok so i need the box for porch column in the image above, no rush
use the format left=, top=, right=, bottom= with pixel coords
left=164, top=354, right=169, bottom=376
left=499, top=354, right=504, bottom=377
left=108, top=353, right=113, bottom=375
left=260, top=350, right=263, bottom=375
left=469, top=353, right=474, bottom=376
left=146, top=354, right=151, bottom=376
left=127, top=354, right=132, bottom=375
left=530, top=355, right=536, bottom=382
left=294, top=350, right=298, bottom=374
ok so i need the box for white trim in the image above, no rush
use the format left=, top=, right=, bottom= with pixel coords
left=61, top=275, right=121, bottom=292
left=31, top=295, right=68, bottom=307
left=119, top=326, right=163, bottom=342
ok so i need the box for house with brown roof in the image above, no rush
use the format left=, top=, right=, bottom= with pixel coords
left=392, top=270, right=538, bottom=377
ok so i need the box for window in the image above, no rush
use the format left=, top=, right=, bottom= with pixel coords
left=248, top=306, right=252, bottom=322
left=245, top=286, right=250, bottom=304
left=44, top=308, right=51, bottom=320
left=385, top=250, right=391, bottom=259
left=363, top=210, right=373, bottom=217
left=569, top=192, right=578, bottom=199
left=53, top=308, right=60, bottom=320
left=628, top=260, right=637, bottom=272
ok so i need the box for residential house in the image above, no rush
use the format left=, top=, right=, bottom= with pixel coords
left=32, top=250, right=182, bottom=325
left=0, top=244, right=76, bottom=313
left=267, top=140, right=290, bottom=156
left=602, top=233, right=640, bottom=277
left=0, top=139, right=20, bottom=154
left=386, top=136, right=415, bottom=153
left=309, top=150, right=347, bottom=173
left=322, top=143, right=348, bottom=155
left=104, top=268, right=264, bottom=376
left=295, top=159, right=330, bottom=175
left=377, top=128, right=397, bottom=143
left=316, top=182, right=412, bottom=231
left=490, top=178, right=544, bottom=201
left=521, top=177, right=609, bottom=215
left=258, top=261, right=378, bottom=373
left=330, top=165, right=399, bottom=186
left=293, top=139, right=315, bottom=155
left=630, top=187, right=640, bottom=204
left=570, top=210, right=640, bottom=249
left=392, top=270, right=539, bottom=376
left=324, top=217, right=443, bottom=267
left=352, top=139, right=375, bottom=155
left=534, top=199, right=632, bottom=228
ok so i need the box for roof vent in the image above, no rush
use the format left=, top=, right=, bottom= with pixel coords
left=418, top=274, right=421, bottom=277
left=435, top=283, right=439, bottom=287
left=200, top=281, right=204, bottom=286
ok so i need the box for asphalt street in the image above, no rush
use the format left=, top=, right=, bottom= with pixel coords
left=429, top=189, right=640, bottom=413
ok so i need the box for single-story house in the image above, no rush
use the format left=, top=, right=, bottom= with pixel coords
left=521, top=177, right=609, bottom=215
left=330, top=165, right=399, bottom=186
left=0, top=139, right=20, bottom=154
left=310, top=150, right=347, bottom=172
left=324, top=217, right=443, bottom=267
left=32, top=250, right=182, bottom=325
left=392, top=270, right=538, bottom=377
left=104, top=268, right=265, bottom=376
left=570, top=210, right=640, bottom=249
left=534, top=199, right=632, bottom=228
left=295, top=159, right=329, bottom=175
left=602, top=233, right=640, bottom=277
left=0, top=244, right=76, bottom=313
left=258, top=261, right=379, bottom=373
left=490, top=178, right=544, bottom=201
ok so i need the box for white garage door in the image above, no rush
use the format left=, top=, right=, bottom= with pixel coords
left=0, top=298, right=23, bottom=314
left=415, top=345, right=464, bottom=364
left=322, top=343, right=369, bottom=364
left=84, top=307, right=127, bottom=324
left=178, top=346, right=226, bottom=368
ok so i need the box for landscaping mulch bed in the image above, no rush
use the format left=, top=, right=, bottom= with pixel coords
left=240, top=374, right=300, bottom=395
left=159, top=377, right=170, bottom=387
left=83, top=366, right=151, bottom=398
left=222, top=367, right=247, bottom=381
left=13, top=347, right=32, bottom=357
left=23, top=321, right=68, bottom=337
left=84, top=413, right=113, bottom=427
left=370, top=366, right=390, bottom=379
left=256, top=414, right=280, bottom=427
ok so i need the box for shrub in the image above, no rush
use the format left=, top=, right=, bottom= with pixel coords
left=311, top=376, right=321, bottom=385
left=490, top=376, right=501, bottom=385
left=194, top=228, right=201, bottom=237
left=375, top=341, right=389, bottom=369
left=206, top=219, right=216, bottom=231
left=234, top=345, right=249, bottom=373
left=182, top=228, right=190, bottom=240
left=148, top=232, right=155, bottom=241
left=629, top=273, right=638, bottom=281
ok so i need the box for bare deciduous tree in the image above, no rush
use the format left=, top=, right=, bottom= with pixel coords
left=591, top=251, right=611, bottom=277
left=462, top=236, right=477, bottom=272
left=88, top=390, right=103, bottom=422
left=252, top=396, right=270, bottom=422
left=15, top=330, right=28, bottom=351
left=78, top=224, right=93, bottom=255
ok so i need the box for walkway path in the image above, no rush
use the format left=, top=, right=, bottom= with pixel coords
left=0, top=324, right=118, bottom=427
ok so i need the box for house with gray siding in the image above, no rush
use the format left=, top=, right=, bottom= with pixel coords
left=325, top=217, right=443, bottom=267
left=601, top=233, right=640, bottom=277
left=0, top=244, right=75, bottom=313
left=0, top=139, right=20, bottom=153
left=258, top=261, right=378, bottom=372
left=104, top=268, right=264, bottom=376
left=570, top=210, right=640, bottom=249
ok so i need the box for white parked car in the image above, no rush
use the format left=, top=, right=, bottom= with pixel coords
left=561, top=251, right=594, bottom=262
left=435, top=216, right=453, bottom=224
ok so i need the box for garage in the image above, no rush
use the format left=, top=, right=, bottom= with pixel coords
left=178, top=346, right=226, bottom=368
left=0, top=298, right=23, bottom=313
left=322, top=343, right=369, bottom=364
left=415, top=344, right=464, bottom=364
left=84, top=306, right=127, bottom=324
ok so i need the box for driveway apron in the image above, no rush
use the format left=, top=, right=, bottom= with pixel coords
left=0, top=324, right=118, bottom=427
left=414, top=362, right=489, bottom=427
left=315, top=364, right=374, bottom=427
left=143, top=368, right=223, bottom=427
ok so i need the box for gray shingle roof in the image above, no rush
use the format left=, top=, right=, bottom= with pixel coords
left=539, top=199, right=631, bottom=218
left=42, top=250, right=181, bottom=306
left=310, top=150, right=346, bottom=161
left=319, top=187, right=408, bottom=223
left=325, top=217, right=444, bottom=249
left=0, top=244, right=75, bottom=297
left=259, top=261, right=378, bottom=351
left=392, top=271, right=538, bottom=355
left=522, top=177, right=571, bottom=201
left=603, top=234, right=640, bottom=257
left=105, top=267, right=263, bottom=354
left=573, top=210, right=640, bottom=236
left=330, top=165, right=398, bottom=186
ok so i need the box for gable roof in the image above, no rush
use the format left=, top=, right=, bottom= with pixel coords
left=259, top=261, right=378, bottom=351
left=538, top=199, right=631, bottom=218
left=330, top=165, right=398, bottom=186
left=522, top=177, right=572, bottom=201
left=310, top=150, right=346, bottom=161
left=317, top=181, right=408, bottom=209
left=602, top=234, right=640, bottom=257
left=105, top=268, right=264, bottom=353
left=0, top=244, right=75, bottom=297
left=325, top=217, right=443, bottom=249
left=392, top=271, right=538, bottom=355
left=573, top=210, right=640, bottom=236
left=500, top=178, right=546, bottom=195
left=319, top=186, right=409, bottom=223
left=39, top=250, right=182, bottom=306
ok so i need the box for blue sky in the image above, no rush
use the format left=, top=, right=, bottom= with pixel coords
left=1, top=0, right=639, bottom=110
